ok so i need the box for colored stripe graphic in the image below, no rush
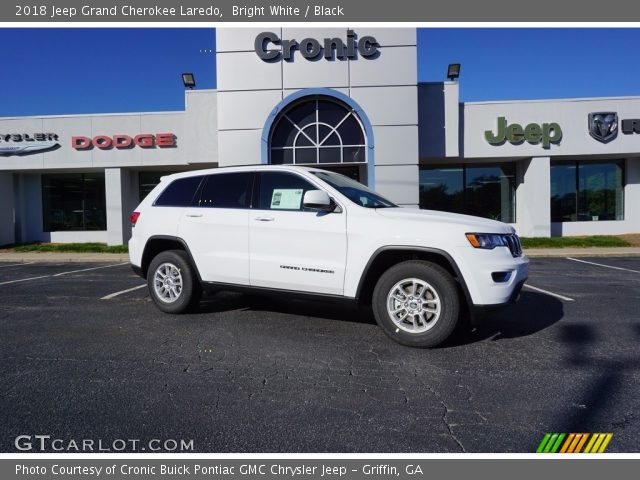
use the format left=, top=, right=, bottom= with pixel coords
left=584, top=433, right=599, bottom=453
left=544, top=433, right=559, bottom=453
left=536, top=434, right=552, bottom=453
left=538, top=433, right=612, bottom=453
left=537, top=433, right=566, bottom=453
left=584, top=433, right=614, bottom=453
left=559, top=433, right=575, bottom=453
left=568, top=433, right=582, bottom=453
left=574, top=433, right=589, bottom=453
left=598, top=433, right=613, bottom=453
left=549, top=433, right=566, bottom=453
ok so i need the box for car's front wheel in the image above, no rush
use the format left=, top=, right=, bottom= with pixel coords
left=147, top=250, right=201, bottom=313
left=372, top=260, right=460, bottom=348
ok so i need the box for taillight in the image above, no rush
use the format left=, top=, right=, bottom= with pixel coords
left=130, top=211, right=140, bottom=227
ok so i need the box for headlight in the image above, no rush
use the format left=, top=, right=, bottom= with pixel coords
left=466, top=233, right=509, bottom=249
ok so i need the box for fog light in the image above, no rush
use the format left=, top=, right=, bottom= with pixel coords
left=491, top=271, right=512, bottom=283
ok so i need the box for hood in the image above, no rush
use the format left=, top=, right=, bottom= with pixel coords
left=375, top=207, right=514, bottom=233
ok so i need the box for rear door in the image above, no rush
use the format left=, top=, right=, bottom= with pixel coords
left=146, top=175, right=205, bottom=237
left=179, top=171, right=253, bottom=284
left=249, top=171, right=347, bottom=295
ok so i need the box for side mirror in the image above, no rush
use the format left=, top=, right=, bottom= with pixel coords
left=303, top=190, right=334, bottom=211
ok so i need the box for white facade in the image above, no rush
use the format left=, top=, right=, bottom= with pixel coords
left=0, top=91, right=217, bottom=245
left=1, top=27, right=639, bottom=245
left=461, top=97, right=640, bottom=236
left=420, top=83, right=640, bottom=237
left=215, top=27, right=419, bottom=206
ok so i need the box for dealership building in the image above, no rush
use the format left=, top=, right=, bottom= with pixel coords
left=1, top=27, right=639, bottom=246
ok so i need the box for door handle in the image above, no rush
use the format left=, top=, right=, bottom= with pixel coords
left=254, top=217, right=275, bottom=222
left=186, top=213, right=203, bottom=218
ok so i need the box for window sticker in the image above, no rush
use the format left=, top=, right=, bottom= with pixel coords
left=270, top=189, right=303, bottom=209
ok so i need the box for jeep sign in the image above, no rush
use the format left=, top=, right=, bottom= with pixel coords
left=255, top=30, right=379, bottom=61
left=485, top=117, right=562, bottom=149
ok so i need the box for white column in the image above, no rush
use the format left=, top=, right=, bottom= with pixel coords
left=625, top=157, right=640, bottom=230
left=443, top=82, right=460, bottom=158
left=516, top=157, right=551, bottom=237
left=105, top=168, right=132, bottom=246
left=0, top=172, right=15, bottom=246
left=375, top=164, right=419, bottom=207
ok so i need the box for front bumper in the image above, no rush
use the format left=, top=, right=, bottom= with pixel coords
left=453, top=245, right=529, bottom=307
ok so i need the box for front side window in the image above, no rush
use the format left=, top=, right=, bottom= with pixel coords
left=198, top=172, right=253, bottom=209
left=154, top=176, right=204, bottom=207
left=257, top=172, right=317, bottom=211
left=42, top=173, right=106, bottom=231
left=312, top=170, right=396, bottom=208
left=551, top=160, right=624, bottom=222
left=419, top=164, right=516, bottom=223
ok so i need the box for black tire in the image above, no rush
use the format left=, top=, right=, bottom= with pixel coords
left=147, top=250, right=202, bottom=314
left=372, top=260, right=460, bottom=348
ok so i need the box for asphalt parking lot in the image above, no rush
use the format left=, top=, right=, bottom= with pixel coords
left=1, top=257, right=639, bottom=453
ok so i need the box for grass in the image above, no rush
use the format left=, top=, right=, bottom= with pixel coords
left=520, top=235, right=632, bottom=249
left=8, top=243, right=128, bottom=253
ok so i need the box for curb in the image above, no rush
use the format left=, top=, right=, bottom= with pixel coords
left=0, top=254, right=130, bottom=263
left=524, top=249, right=640, bottom=258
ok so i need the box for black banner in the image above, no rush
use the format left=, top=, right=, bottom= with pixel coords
left=5, top=0, right=640, bottom=22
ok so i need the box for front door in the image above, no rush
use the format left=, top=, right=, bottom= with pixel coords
left=249, top=171, right=347, bottom=295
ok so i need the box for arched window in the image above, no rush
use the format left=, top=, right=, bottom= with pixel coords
left=269, top=96, right=367, bottom=165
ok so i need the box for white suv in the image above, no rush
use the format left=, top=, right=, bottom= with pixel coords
left=129, top=165, right=528, bottom=347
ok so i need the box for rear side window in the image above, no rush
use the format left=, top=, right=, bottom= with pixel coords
left=198, top=172, right=253, bottom=209
left=154, top=176, right=204, bottom=207
left=257, top=172, right=317, bottom=211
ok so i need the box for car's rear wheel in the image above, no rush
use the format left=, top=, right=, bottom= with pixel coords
left=372, top=260, right=460, bottom=348
left=147, top=250, right=201, bottom=313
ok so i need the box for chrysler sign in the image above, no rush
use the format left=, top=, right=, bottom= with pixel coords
left=255, top=30, right=379, bottom=61
left=0, top=133, right=60, bottom=156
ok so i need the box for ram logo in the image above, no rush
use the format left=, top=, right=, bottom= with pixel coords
left=588, top=112, right=618, bottom=143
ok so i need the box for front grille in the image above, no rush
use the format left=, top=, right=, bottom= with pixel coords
left=505, top=234, right=523, bottom=257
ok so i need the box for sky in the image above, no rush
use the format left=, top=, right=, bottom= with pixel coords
left=417, top=28, right=640, bottom=101
left=0, top=28, right=216, bottom=117
left=1, top=28, right=639, bottom=117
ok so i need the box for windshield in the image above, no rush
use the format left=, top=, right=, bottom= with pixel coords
left=311, top=171, right=397, bottom=208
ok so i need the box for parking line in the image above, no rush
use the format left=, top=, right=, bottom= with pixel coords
left=0, top=262, right=129, bottom=286
left=0, top=262, right=35, bottom=268
left=523, top=284, right=575, bottom=302
left=566, top=257, right=640, bottom=274
left=101, top=284, right=147, bottom=300
left=52, top=262, right=129, bottom=277
left=0, top=275, right=51, bottom=286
